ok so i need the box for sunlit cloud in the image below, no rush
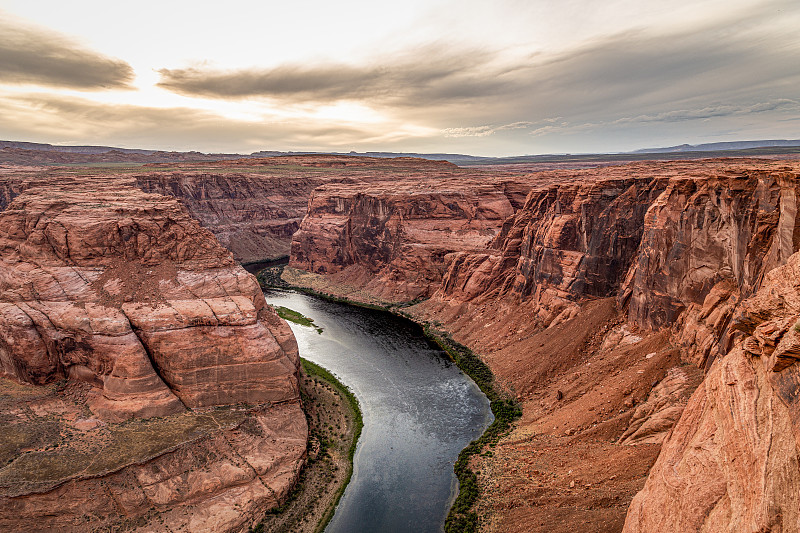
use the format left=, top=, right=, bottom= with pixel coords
left=0, top=93, right=436, bottom=152
left=153, top=4, right=800, bottom=136
left=443, top=122, right=535, bottom=137
left=156, top=45, right=508, bottom=107
left=0, top=14, right=133, bottom=89
left=0, top=0, right=798, bottom=155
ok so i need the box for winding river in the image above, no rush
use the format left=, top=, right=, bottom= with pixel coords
left=262, top=290, right=493, bottom=533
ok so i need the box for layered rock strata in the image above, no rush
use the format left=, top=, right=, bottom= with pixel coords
left=623, top=251, right=800, bottom=532
left=0, top=177, right=306, bottom=532
left=1, top=156, right=490, bottom=265
left=137, top=156, right=479, bottom=265
left=283, top=158, right=800, bottom=532
left=133, top=171, right=329, bottom=264
left=290, top=174, right=546, bottom=302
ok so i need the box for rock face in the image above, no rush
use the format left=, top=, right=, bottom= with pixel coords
left=6, top=156, right=798, bottom=532
left=620, top=168, right=800, bottom=369
left=283, top=158, right=800, bottom=532
left=436, top=173, right=667, bottom=325
left=0, top=402, right=307, bottom=533
left=136, top=156, right=473, bottom=265
left=617, top=366, right=703, bottom=445
left=4, top=155, right=488, bottom=267
left=0, top=177, right=300, bottom=416
left=290, top=174, right=540, bottom=302
left=623, top=252, right=800, bottom=533
left=134, top=171, right=329, bottom=264
left=3, top=156, right=469, bottom=266
left=433, top=162, right=800, bottom=330
left=0, top=177, right=306, bottom=532
left=291, top=159, right=800, bottom=326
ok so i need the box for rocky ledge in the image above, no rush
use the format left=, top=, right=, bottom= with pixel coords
left=0, top=177, right=306, bottom=532
left=283, top=158, right=800, bottom=532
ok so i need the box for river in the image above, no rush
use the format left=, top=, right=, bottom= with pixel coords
left=262, top=290, right=493, bottom=533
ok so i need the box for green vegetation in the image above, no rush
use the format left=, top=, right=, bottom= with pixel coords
left=0, top=420, right=62, bottom=467
left=258, top=268, right=520, bottom=531
left=0, top=408, right=246, bottom=496
left=249, top=358, right=363, bottom=533
left=301, top=359, right=363, bottom=533
left=272, top=305, right=323, bottom=334
left=425, top=329, right=521, bottom=532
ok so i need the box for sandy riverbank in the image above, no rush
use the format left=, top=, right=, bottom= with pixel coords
left=249, top=359, right=362, bottom=533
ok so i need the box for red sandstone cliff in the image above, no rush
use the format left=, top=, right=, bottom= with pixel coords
left=6, top=156, right=800, bottom=531
left=0, top=177, right=306, bottom=532
left=133, top=171, right=329, bottom=264
left=1, top=156, right=481, bottom=266
left=623, top=251, right=800, bottom=532
left=290, top=174, right=545, bottom=302
left=283, top=158, right=800, bottom=532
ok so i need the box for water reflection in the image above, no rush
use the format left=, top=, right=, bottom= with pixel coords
left=263, top=290, right=493, bottom=533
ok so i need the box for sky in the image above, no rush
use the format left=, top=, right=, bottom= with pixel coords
left=0, top=0, right=798, bottom=156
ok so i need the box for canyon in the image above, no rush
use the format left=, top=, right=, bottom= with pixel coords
left=279, top=158, right=800, bottom=532
left=2, top=155, right=800, bottom=532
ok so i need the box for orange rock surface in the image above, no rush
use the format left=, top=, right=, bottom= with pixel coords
left=291, top=173, right=547, bottom=302
left=0, top=176, right=306, bottom=531
left=4, top=155, right=800, bottom=532
left=623, top=249, right=800, bottom=532
left=283, top=158, right=800, bottom=532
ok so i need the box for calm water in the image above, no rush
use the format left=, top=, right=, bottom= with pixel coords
left=263, top=290, right=493, bottom=533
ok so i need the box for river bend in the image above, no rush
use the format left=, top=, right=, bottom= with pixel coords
left=263, top=291, right=493, bottom=533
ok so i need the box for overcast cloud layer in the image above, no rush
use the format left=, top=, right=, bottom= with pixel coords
left=0, top=0, right=797, bottom=155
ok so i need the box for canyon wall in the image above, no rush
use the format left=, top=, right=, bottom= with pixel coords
left=0, top=168, right=328, bottom=265
left=0, top=177, right=306, bottom=532
left=2, top=156, right=475, bottom=266
left=134, top=171, right=327, bottom=263
left=623, top=251, right=800, bottom=533
left=290, top=174, right=548, bottom=302
left=285, top=158, right=800, bottom=532
left=136, top=156, right=470, bottom=265
left=5, top=156, right=800, bottom=531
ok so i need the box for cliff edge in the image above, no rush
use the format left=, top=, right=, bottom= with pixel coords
left=0, top=177, right=306, bottom=532
left=283, top=158, right=800, bottom=532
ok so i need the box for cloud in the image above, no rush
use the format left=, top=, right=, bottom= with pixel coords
left=443, top=121, right=535, bottom=137
left=518, top=100, right=800, bottom=137
left=0, top=15, right=133, bottom=89
left=155, top=0, right=800, bottom=141
left=611, top=100, right=800, bottom=125
left=2, top=0, right=799, bottom=155
left=157, top=45, right=511, bottom=105
left=0, top=93, right=432, bottom=152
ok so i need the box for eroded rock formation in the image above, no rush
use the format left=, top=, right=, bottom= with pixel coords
left=133, top=171, right=328, bottom=264
left=623, top=251, right=800, bottom=532
left=2, top=156, right=473, bottom=266
left=290, top=174, right=544, bottom=302
left=283, top=158, right=800, bottom=532
left=136, top=156, right=474, bottom=265
left=0, top=177, right=306, bottom=532
left=5, top=155, right=800, bottom=532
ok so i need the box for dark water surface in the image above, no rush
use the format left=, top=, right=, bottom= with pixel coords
left=263, top=290, right=493, bottom=533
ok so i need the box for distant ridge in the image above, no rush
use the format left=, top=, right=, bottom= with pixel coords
left=0, top=140, right=156, bottom=155
left=250, top=150, right=488, bottom=165
left=633, top=139, right=800, bottom=154
left=1, top=138, right=800, bottom=167
left=0, top=141, right=485, bottom=162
